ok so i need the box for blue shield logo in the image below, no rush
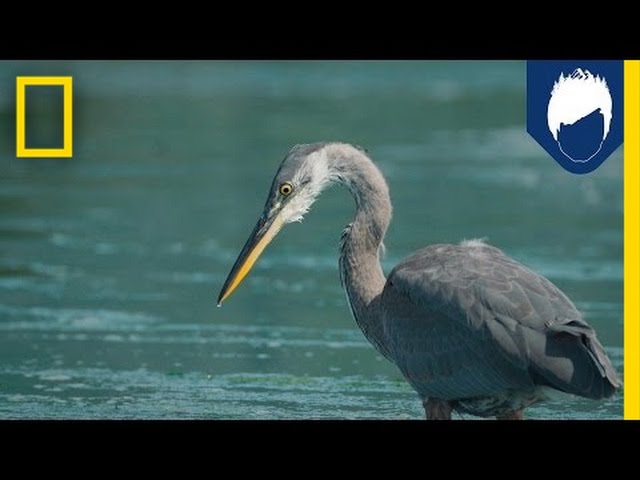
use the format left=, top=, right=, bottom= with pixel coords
left=527, top=60, right=623, bottom=174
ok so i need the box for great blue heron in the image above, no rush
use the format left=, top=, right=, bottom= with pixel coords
left=217, top=142, right=621, bottom=420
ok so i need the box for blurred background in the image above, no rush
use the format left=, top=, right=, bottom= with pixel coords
left=0, top=61, right=622, bottom=419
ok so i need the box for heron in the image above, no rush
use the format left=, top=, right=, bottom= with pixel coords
left=217, top=142, right=621, bottom=420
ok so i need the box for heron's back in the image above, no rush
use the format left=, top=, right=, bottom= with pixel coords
left=379, top=240, right=620, bottom=412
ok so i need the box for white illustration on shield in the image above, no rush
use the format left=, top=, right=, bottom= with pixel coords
left=547, top=68, right=612, bottom=163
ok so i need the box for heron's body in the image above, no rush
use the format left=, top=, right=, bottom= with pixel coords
left=218, top=142, right=621, bottom=419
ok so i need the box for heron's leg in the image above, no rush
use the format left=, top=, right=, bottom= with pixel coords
left=423, top=398, right=452, bottom=420
left=496, top=409, right=524, bottom=420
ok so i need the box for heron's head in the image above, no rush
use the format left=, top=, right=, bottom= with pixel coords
left=217, top=142, right=340, bottom=305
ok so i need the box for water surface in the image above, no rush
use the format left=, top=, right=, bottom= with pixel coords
left=0, top=61, right=622, bottom=419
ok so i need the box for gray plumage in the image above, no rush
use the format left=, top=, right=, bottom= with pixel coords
left=382, top=242, right=619, bottom=416
left=218, top=142, right=621, bottom=419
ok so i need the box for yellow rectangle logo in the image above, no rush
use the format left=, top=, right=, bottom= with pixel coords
left=16, top=76, right=73, bottom=158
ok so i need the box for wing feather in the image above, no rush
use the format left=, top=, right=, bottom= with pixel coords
left=381, top=242, right=620, bottom=400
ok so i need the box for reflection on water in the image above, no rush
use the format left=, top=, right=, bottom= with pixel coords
left=0, top=61, right=623, bottom=419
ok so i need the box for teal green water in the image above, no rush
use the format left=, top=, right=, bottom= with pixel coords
left=0, top=61, right=623, bottom=419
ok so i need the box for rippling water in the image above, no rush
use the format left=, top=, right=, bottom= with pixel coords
left=0, top=61, right=623, bottom=419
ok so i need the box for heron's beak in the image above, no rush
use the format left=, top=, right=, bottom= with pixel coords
left=217, top=211, right=285, bottom=306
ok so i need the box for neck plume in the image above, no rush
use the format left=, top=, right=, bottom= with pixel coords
left=323, top=144, right=392, bottom=351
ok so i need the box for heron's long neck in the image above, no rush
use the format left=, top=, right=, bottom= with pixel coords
left=328, top=146, right=391, bottom=347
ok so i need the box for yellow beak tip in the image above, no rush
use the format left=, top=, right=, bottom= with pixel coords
left=216, top=215, right=284, bottom=310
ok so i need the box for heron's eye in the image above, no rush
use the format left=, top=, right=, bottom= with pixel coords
left=279, top=182, right=293, bottom=197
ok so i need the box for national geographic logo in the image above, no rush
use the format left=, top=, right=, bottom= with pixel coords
left=16, top=76, right=73, bottom=158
